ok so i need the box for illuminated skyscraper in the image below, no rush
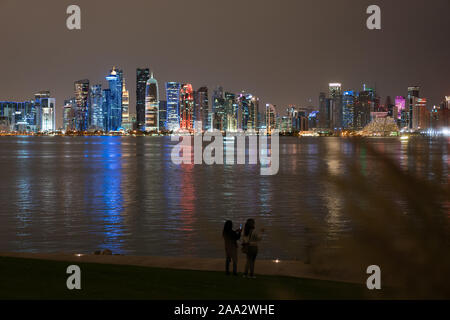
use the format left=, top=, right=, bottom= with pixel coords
left=412, top=97, right=428, bottom=130
left=105, top=67, right=123, bottom=131
left=41, top=97, right=56, bottom=132
left=180, top=84, right=194, bottom=130
left=63, top=98, right=76, bottom=132
left=329, top=83, right=343, bottom=129
left=355, top=87, right=375, bottom=129
left=395, top=96, right=406, bottom=127
left=224, top=92, right=238, bottom=131
left=145, top=72, right=159, bottom=132
left=265, top=104, right=277, bottom=133
left=407, top=86, right=420, bottom=129
left=74, top=80, right=89, bottom=131
left=122, top=80, right=130, bottom=130
left=329, top=83, right=342, bottom=97
left=238, top=92, right=258, bottom=131
left=166, top=82, right=181, bottom=131
left=102, top=89, right=111, bottom=131
left=212, top=86, right=225, bottom=131
left=90, top=84, right=103, bottom=130
left=136, top=68, right=150, bottom=130
left=194, top=86, right=209, bottom=131
left=0, top=101, right=35, bottom=132
left=342, top=90, right=356, bottom=129
left=159, top=100, right=167, bottom=131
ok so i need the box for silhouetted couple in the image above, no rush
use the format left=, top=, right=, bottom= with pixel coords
left=222, top=219, right=263, bottom=278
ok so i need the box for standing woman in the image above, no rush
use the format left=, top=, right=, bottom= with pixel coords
left=223, top=220, right=242, bottom=275
left=242, top=219, right=263, bottom=279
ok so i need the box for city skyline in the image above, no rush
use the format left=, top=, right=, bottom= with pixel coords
left=0, top=0, right=448, bottom=128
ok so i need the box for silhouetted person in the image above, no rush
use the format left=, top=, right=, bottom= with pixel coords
left=223, top=220, right=241, bottom=275
left=242, top=219, right=263, bottom=278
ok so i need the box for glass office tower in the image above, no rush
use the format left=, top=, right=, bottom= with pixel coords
left=166, top=82, right=181, bottom=131
left=145, top=73, right=159, bottom=132
left=136, top=68, right=150, bottom=130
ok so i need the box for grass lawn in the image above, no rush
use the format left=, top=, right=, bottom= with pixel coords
left=0, top=256, right=387, bottom=300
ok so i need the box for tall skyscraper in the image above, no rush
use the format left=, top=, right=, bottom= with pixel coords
left=194, top=86, right=209, bottom=131
left=122, top=80, right=130, bottom=130
left=159, top=100, right=167, bottom=131
left=224, top=92, right=238, bottom=131
left=329, top=83, right=342, bottom=97
left=395, top=96, right=406, bottom=127
left=34, top=91, right=51, bottom=131
left=265, top=104, right=277, bottom=133
left=63, top=98, right=76, bottom=132
left=180, top=84, right=194, bottom=130
left=238, top=92, right=258, bottom=131
left=74, top=80, right=90, bottom=131
left=41, top=97, right=56, bottom=132
left=166, top=82, right=181, bottom=131
left=105, top=67, right=123, bottom=131
left=212, top=86, right=225, bottom=131
left=102, top=89, right=111, bottom=131
left=342, top=90, right=356, bottom=129
left=145, top=73, right=159, bottom=132
left=412, top=98, right=428, bottom=130
left=355, top=87, right=375, bottom=129
left=136, top=68, right=150, bottom=130
left=407, top=86, right=420, bottom=129
left=329, top=83, right=343, bottom=129
left=90, top=84, right=103, bottom=130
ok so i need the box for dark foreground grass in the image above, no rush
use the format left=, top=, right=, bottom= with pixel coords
left=0, top=256, right=386, bottom=300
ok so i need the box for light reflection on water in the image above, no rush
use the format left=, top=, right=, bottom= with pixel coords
left=0, top=136, right=447, bottom=259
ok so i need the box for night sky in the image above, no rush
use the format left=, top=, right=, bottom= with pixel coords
left=0, top=0, right=449, bottom=127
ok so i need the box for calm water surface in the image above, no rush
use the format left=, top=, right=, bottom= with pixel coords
left=0, top=136, right=448, bottom=259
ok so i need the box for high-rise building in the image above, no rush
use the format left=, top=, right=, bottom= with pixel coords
left=180, top=84, right=194, bottom=130
left=212, top=86, right=226, bottom=131
left=105, top=67, right=123, bottom=131
left=166, top=82, right=181, bottom=131
left=0, top=101, right=36, bottom=132
left=385, top=96, right=394, bottom=117
left=63, top=98, right=76, bottom=132
left=136, top=68, right=150, bottom=130
left=224, top=92, right=238, bottom=131
left=145, top=73, right=159, bottom=132
left=342, top=91, right=356, bottom=129
left=432, top=96, right=449, bottom=129
left=329, top=83, right=343, bottom=129
left=159, top=100, right=167, bottom=131
left=238, top=92, right=258, bottom=131
left=122, top=80, right=130, bottom=130
left=90, top=84, right=103, bottom=130
left=412, top=97, right=428, bottom=130
left=329, top=83, right=342, bottom=97
left=102, top=89, right=112, bottom=131
left=34, top=91, right=51, bottom=131
left=194, top=87, right=209, bottom=131
left=265, top=104, right=277, bottom=133
left=407, top=86, right=420, bottom=129
left=41, top=97, right=56, bottom=132
left=74, top=80, right=90, bottom=131
left=395, top=96, right=406, bottom=127
left=355, top=88, right=375, bottom=129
